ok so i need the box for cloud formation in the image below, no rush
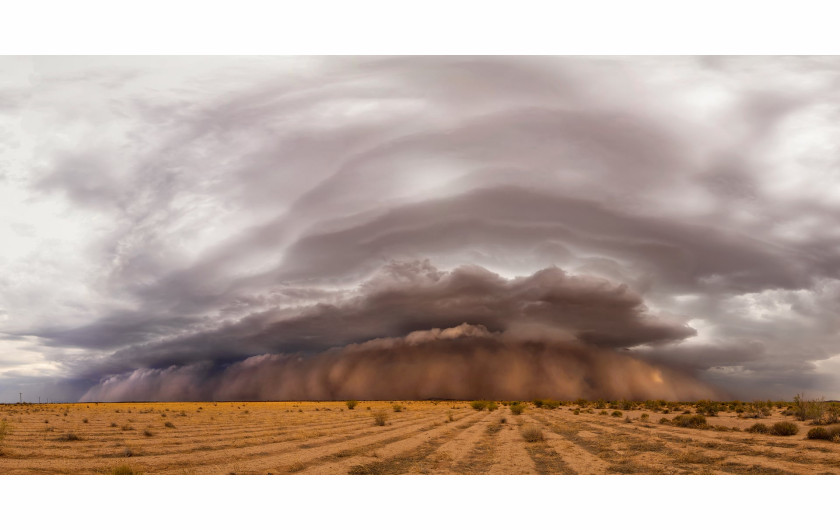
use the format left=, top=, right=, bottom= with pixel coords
left=2, top=56, right=840, bottom=401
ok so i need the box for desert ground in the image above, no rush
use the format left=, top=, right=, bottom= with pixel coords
left=1, top=400, right=839, bottom=474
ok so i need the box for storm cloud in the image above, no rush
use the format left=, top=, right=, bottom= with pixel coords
left=2, top=56, right=840, bottom=402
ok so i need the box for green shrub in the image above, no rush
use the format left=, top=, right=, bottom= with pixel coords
left=470, top=401, right=488, bottom=411
left=532, top=399, right=544, bottom=408
left=611, top=410, right=623, bottom=417
left=670, top=414, right=707, bottom=428
left=600, top=410, right=609, bottom=416
left=573, top=409, right=581, bottom=415
left=521, top=425, right=544, bottom=442
left=746, top=423, right=769, bottom=434
left=392, top=404, right=403, bottom=413
left=345, top=400, right=358, bottom=410
left=542, top=400, right=561, bottom=410
left=640, top=413, right=650, bottom=422
left=594, top=399, right=607, bottom=409
left=509, top=403, right=526, bottom=415
left=793, top=394, right=825, bottom=422
left=770, top=421, right=799, bottom=436
left=487, top=401, right=499, bottom=411
left=575, top=398, right=589, bottom=408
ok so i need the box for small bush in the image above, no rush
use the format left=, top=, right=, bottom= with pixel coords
left=611, top=410, right=623, bottom=418
left=746, top=423, right=769, bottom=434
left=110, top=465, right=136, bottom=475
left=373, top=410, right=388, bottom=426
left=487, top=401, right=499, bottom=411
left=600, top=411, right=609, bottom=416
left=345, top=400, right=358, bottom=410
left=143, top=428, right=154, bottom=437
left=671, top=414, right=707, bottom=428
left=392, top=404, right=403, bottom=413
left=543, top=400, right=561, bottom=410
left=659, top=417, right=671, bottom=425
left=640, top=413, right=650, bottom=422
left=573, top=409, right=581, bottom=415
left=509, top=403, right=526, bottom=415
left=470, top=401, right=489, bottom=411
left=770, top=422, right=799, bottom=436
left=57, top=433, right=81, bottom=441
left=532, top=399, right=544, bottom=408
left=500, top=418, right=507, bottom=424
left=110, top=422, right=118, bottom=427
left=807, top=427, right=831, bottom=440
left=82, top=418, right=89, bottom=424
left=521, top=425, right=544, bottom=442
left=164, top=422, right=175, bottom=428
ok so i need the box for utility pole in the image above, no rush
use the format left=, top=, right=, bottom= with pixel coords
left=19, top=392, right=23, bottom=403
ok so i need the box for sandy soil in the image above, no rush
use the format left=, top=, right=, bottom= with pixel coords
left=1, top=401, right=838, bottom=474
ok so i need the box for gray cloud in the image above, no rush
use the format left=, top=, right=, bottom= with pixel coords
left=2, top=56, right=840, bottom=402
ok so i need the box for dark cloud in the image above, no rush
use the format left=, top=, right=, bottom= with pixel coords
left=81, top=323, right=719, bottom=402
left=75, top=262, right=695, bottom=378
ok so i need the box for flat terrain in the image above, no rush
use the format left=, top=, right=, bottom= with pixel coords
left=1, top=401, right=838, bottom=474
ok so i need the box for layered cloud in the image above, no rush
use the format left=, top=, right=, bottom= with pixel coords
left=2, top=56, right=839, bottom=401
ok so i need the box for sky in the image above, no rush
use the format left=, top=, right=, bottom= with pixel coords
left=1, top=55, right=839, bottom=402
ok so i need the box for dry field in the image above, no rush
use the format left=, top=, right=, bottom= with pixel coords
left=1, top=400, right=839, bottom=475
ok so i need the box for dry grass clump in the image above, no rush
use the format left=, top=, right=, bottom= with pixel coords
left=345, top=400, right=358, bottom=410
left=164, top=422, right=175, bottom=428
left=372, top=410, right=388, bottom=426
left=521, top=425, right=544, bottom=443
left=446, top=410, right=455, bottom=423
left=746, top=423, right=769, bottom=434
left=611, top=410, right=623, bottom=418
left=509, top=402, right=526, bottom=415
left=769, top=422, right=799, bottom=436
left=670, top=414, right=707, bottom=429
left=806, top=425, right=840, bottom=441
left=56, top=433, right=81, bottom=441
left=111, top=464, right=136, bottom=475
left=392, top=404, right=403, bottom=413
left=143, top=428, right=154, bottom=437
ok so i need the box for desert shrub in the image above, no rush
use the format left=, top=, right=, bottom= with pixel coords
left=573, top=409, right=581, bottom=415
left=446, top=410, right=455, bottom=422
left=600, top=411, right=609, bottom=416
left=470, top=401, right=488, bottom=411
left=746, top=423, right=769, bottom=434
left=575, top=398, right=589, bottom=408
left=121, top=425, right=134, bottom=431
left=671, top=414, right=707, bottom=429
left=487, top=401, right=499, bottom=411
left=695, top=400, right=723, bottom=416
left=793, top=394, right=825, bottom=422
left=164, top=422, right=175, bottom=428
left=770, top=422, right=799, bottom=436
left=509, top=403, right=526, bottom=415
left=740, top=402, right=772, bottom=419
left=110, top=422, right=118, bottom=427
left=82, top=418, right=89, bottom=424
left=56, top=433, right=81, bottom=441
left=807, top=427, right=831, bottom=440
left=611, top=410, right=623, bottom=418
left=618, top=400, right=635, bottom=411
left=640, top=413, right=650, bottom=422
left=392, top=404, right=403, bottom=413
left=542, top=400, right=561, bottom=410
left=500, top=418, right=507, bottom=424
left=345, top=400, right=358, bottom=410
left=532, top=399, right=544, bottom=408
left=111, top=465, right=136, bottom=475
left=594, top=399, right=607, bottom=409
left=0, top=419, right=9, bottom=447
left=143, top=428, right=154, bottom=437
left=373, top=410, right=388, bottom=426
left=521, top=425, right=544, bottom=442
